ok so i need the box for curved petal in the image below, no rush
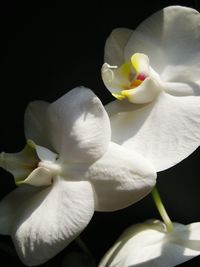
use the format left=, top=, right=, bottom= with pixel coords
left=46, top=87, right=111, bottom=163
left=0, top=179, right=94, bottom=266
left=28, top=140, right=58, bottom=162
left=0, top=143, right=38, bottom=184
left=20, top=167, right=53, bottom=186
left=0, top=185, right=38, bottom=235
left=121, top=77, right=161, bottom=104
left=101, top=62, right=134, bottom=97
left=163, top=81, right=200, bottom=97
left=124, top=6, right=200, bottom=95
left=106, top=92, right=200, bottom=171
left=24, top=100, right=51, bottom=149
left=104, top=28, right=133, bottom=66
left=66, top=142, right=156, bottom=211
left=99, top=220, right=200, bottom=267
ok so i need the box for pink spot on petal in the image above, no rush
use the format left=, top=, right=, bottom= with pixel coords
left=137, top=73, right=147, bottom=81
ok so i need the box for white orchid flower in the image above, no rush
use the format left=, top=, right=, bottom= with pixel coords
left=99, top=219, right=200, bottom=267
left=0, top=87, right=156, bottom=266
left=102, top=6, right=200, bottom=171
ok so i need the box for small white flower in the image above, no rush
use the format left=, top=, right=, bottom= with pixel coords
left=0, top=87, right=156, bottom=266
left=99, top=219, right=200, bottom=267
left=102, top=6, right=200, bottom=171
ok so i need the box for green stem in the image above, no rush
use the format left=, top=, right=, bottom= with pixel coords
left=151, top=186, right=173, bottom=233
left=75, top=236, right=93, bottom=257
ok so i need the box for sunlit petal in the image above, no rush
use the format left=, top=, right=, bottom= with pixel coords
left=124, top=6, right=200, bottom=96
left=106, top=92, right=200, bottom=171
left=66, top=142, right=156, bottom=211
left=46, top=87, right=111, bottom=163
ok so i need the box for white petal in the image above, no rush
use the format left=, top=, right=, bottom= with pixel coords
left=21, top=167, right=53, bottom=186
left=106, top=92, right=200, bottom=171
left=0, top=185, right=38, bottom=235
left=124, top=6, right=200, bottom=95
left=163, top=81, right=200, bottom=97
left=46, top=87, right=111, bottom=162
left=0, top=178, right=94, bottom=266
left=29, top=140, right=58, bottom=162
left=24, top=100, right=51, bottom=149
left=0, top=143, right=38, bottom=183
left=101, top=63, right=122, bottom=95
left=99, top=220, right=200, bottom=267
left=101, top=62, right=135, bottom=98
left=121, top=77, right=162, bottom=104
left=104, top=28, right=133, bottom=66
left=66, top=142, right=156, bottom=211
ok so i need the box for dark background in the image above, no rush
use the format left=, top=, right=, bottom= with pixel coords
left=0, top=1, right=200, bottom=266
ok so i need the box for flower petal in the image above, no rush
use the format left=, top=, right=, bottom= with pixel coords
left=0, top=142, right=38, bottom=184
left=24, top=100, right=51, bottom=149
left=104, top=28, right=133, bottom=66
left=46, top=87, right=111, bottom=162
left=124, top=6, right=200, bottom=96
left=106, top=92, right=200, bottom=171
left=19, top=167, right=53, bottom=186
left=99, top=220, right=200, bottom=267
left=101, top=62, right=132, bottom=97
left=0, top=185, right=38, bottom=235
left=121, top=77, right=161, bottom=104
left=0, top=178, right=94, bottom=266
left=28, top=140, right=58, bottom=162
left=66, top=142, right=156, bottom=211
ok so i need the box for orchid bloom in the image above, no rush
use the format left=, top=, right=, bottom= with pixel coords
left=102, top=6, right=200, bottom=171
left=0, top=87, right=156, bottom=266
left=99, top=219, right=200, bottom=267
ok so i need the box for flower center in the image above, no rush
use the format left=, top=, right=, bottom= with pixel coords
left=0, top=140, right=63, bottom=187
left=113, top=53, right=149, bottom=99
left=102, top=53, right=162, bottom=104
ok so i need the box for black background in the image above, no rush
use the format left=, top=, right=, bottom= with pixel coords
left=0, top=1, right=200, bottom=266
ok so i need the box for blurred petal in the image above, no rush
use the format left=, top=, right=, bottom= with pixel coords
left=99, top=220, right=200, bottom=267
left=24, top=101, right=51, bottom=149
left=47, top=87, right=111, bottom=163
left=0, top=178, right=94, bottom=266
left=104, top=28, right=133, bottom=66
left=66, top=142, right=156, bottom=211
left=106, top=92, right=200, bottom=171
left=124, top=6, right=200, bottom=95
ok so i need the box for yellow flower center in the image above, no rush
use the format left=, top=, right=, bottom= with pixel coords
left=112, top=53, right=149, bottom=100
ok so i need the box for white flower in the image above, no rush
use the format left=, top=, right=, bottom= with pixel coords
left=0, top=87, right=156, bottom=266
left=102, top=6, right=200, bottom=171
left=99, top=219, right=200, bottom=267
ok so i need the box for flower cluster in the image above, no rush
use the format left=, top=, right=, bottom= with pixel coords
left=100, top=5, right=200, bottom=266
left=0, top=5, right=200, bottom=267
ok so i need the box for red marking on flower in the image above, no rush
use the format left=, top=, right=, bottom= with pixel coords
left=137, top=73, right=147, bottom=81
